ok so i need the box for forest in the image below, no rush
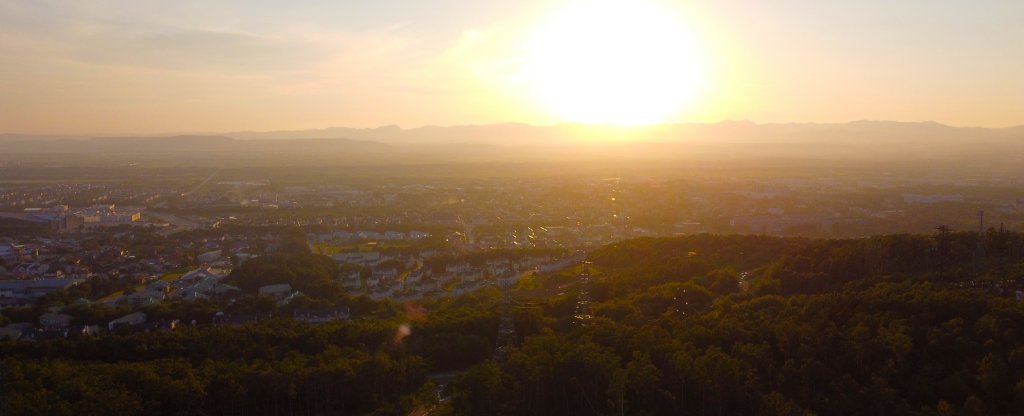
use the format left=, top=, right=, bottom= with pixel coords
left=4, top=231, right=1024, bottom=415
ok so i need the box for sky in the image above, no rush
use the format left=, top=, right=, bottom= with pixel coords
left=1, top=0, right=1022, bottom=134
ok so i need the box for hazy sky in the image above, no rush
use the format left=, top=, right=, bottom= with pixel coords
left=1, top=0, right=1022, bottom=134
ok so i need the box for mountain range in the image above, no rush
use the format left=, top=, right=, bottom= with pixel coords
left=1, top=121, right=1022, bottom=169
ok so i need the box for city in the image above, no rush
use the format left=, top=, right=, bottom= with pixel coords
left=3, top=0, right=1024, bottom=414
left=2, top=165, right=1022, bottom=336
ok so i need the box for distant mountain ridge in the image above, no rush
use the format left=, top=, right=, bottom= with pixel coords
left=3, top=120, right=1023, bottom=145
left=220, top=120, right=1024, bottom=145
left=0, top=135, right=387, bottom=153
left=1, top=121, right=1022, bottom=168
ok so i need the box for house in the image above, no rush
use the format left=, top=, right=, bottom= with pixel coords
left=213, top=311, right=273, bottom=326
left=210, top=283, right=242, bottom=299
left=538, top=255, right=584, bottom=273
left=446, top=262, right=472, bottom=274
left=357, top=231, right=383, bottom=241
left=431, top=212, right=462, bottom=227
left=181, top=267, right=228, bottom=282
left=68, top=325, right=102, bottom=337
left=196, top=250, right=223, bottom=263
left=294, top=307, right=351, bottom=323
left=460, top=268, right=484, bottom=282
left=277, top=291, right=304, bottom=306
left=0, top=323, right=32, bottom=340
left=406, top=268, right=430, bottom=284
left=258, top=283, right=293, bottom=301
left=372, top=268, right=398, bottom=281
left=486, top=258, right=511, bottom=267
left=234, top=253, right=255, bottom=264
left=332, top=231, right=356, bottom=241
left=123, top=288, right=164, bottom=305
left=0, top=245, right=15, bottom=263
left=902, top=193, right=964, bottom=204
left=178, top=289, right=210, bottom=301
left=496, top=271, right=518, bottom=287
left=729, top=214, right=830, bottom=235
left=13, top=262, right=49, bottom=277
left=0, top=278, right=84, bottom=304
left=39, top=313, right=73, bottom=330
left=332, top=251, right=381, bottom=266
left=341, top=279, right=362, bottom=291
left=108, top=312, right=147, bottom=331
left=523, top=254, right=552, bottom=267
left=146, top=319, right=180, bottom=332
left=486, top=259, right=511, bottom=275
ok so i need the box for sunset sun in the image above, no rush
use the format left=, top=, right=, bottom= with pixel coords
left=525, top=0, right=704, bottom=125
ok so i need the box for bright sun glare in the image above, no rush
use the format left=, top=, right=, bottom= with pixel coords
left=526, top=0, right=704, bottom=126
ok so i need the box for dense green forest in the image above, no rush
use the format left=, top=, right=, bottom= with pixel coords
left=5, top=231, right=1024, bottom=415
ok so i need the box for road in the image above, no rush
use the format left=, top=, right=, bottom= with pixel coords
left=181, top=169, right=221, bottom=197
left=146, top=211, right=201, bottom=235
left=407, top=370, right=466, bottom=416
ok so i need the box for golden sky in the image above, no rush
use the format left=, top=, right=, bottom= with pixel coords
left=1, top=0, right=1022, bottom=134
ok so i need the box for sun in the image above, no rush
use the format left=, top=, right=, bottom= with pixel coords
left=524, top=0, right=704, bottom=126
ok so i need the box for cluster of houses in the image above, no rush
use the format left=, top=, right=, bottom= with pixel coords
left=0, top=230, right=287, bottom=307
left=0, top=310, right=178, bottom=340
left=0, top=278, right=85, bottom=307
left=109, top=267, right=237, bottom=306
left=0, top=226, right=589, bottom=342
left=103, top=267, right=338, bottom=309
left=211, top=308, right=351, bottom=326
left=334, top=249, right=586, bottom=301
left=0, top=184, right=173, bottom=211
left=0, top=269, right=358, bottom=340
left=0, top=304, right=354, bottom=341
left=308, top=230, right=433, bottom=244
left=0, top=237, right=181, bottom=307
left=0, top=235, right=187, bottom=280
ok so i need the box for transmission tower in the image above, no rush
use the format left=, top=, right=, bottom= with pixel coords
left=574, top=261, right=594, bottom=326
left=975, top=210, right=985, bottom=276
left=0, top=361, right=6, bottom=416
left=935, top=225, right=950, bottom=279
left=494, top=275, right=517, bottom=360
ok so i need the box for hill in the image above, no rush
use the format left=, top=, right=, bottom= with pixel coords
left=4, top=233, right=1024, bottom=415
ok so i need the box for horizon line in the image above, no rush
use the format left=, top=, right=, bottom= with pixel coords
left=3, top=119, right=1023, bottom=138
